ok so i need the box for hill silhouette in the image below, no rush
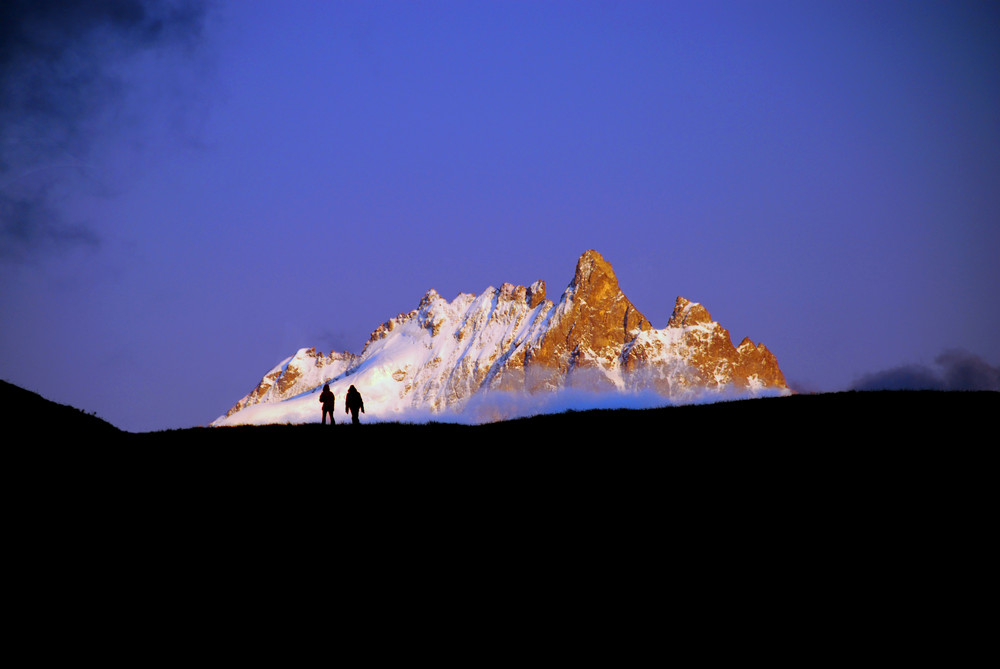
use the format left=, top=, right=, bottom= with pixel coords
left=8, top=377, right=993, bottom=499
left=2, top=379, right=122, bottom=437
left=9, top=377, right=989, bottom=654
left=6, top=377, right=994, bottom=446
left=15, top=380, right=992, bottom=529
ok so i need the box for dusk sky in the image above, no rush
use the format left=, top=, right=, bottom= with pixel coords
left=2, top=0, right=998, bottom=432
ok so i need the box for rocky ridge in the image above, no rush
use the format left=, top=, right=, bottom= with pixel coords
left=215, top=250, right=787, bottom=425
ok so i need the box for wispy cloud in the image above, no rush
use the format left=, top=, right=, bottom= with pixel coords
left=0, top=0, right=209, bottom=261
left=851, top=349, right=1000, bottom=392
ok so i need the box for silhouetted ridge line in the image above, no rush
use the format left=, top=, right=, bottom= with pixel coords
left=2, top=379, right=122, bottom=435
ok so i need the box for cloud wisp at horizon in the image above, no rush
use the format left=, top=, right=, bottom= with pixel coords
left=851, top=350, right=1000, bottom=392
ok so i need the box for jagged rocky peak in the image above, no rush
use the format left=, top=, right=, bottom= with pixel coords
left=527, top=280, right=546, bottom=308
left=572, top=248, right=616, bottom=290
left=737, top=337, right=758, bottom=354
left=560, top=249, right=651, bottom=340
left=497, top=282, right=524, bottom=302
left=667, top=296, right=713, bottom=328
left=494, top=280, right=548, bottom=308
left=216, top=249, right=790, bottom=426
left=521, top=250, right=653, bottom=391
left=419, top=288, right=443, bottom=308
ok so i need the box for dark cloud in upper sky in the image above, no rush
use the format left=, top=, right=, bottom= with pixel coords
left=851, top=350, right=1000, bottom=392
left=0, top=0, right=209, bottom=261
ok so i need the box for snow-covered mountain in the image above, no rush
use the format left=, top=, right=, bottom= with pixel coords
left=212, top=250, right=788, bottom=426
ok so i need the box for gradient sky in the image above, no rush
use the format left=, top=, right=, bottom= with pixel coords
left=2, top=0, right=998, bottom=432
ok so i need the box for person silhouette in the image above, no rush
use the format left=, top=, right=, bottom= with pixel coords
left=345, top=385, right=365, bottom=425
left=319, top=384, right=336, bottom=425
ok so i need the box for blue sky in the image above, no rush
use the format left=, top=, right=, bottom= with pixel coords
left=2, top=1, right=998, bottom=431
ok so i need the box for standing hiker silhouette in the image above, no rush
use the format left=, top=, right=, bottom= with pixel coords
left=319, top=384, right=336, bottom=425
left=345, top=385, right=365, bottom=425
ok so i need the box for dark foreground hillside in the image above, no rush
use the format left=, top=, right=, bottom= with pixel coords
left=2, top=379, right=123, bottom=436
left=87, top=386, right=1000, bottom=444
left=10, top=378, right=994, bottom=486
left=7, top=379, right=992, bottom=657
left=135, top=389, right=994, bottom=501
left=8, top=376, right=993, bottom=446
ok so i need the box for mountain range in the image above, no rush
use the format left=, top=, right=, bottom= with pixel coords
left=213, top=250, right=788, bottom=426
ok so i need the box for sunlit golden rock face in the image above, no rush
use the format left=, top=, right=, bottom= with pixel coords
left=620, top=296, right=787, bottom=396
left=222, top=250, right=789, bottom=420
left=496, top=250, right=788, bottom=397
left=518, top=249, right=652, bottom=392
